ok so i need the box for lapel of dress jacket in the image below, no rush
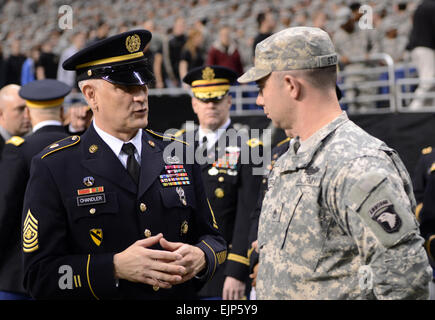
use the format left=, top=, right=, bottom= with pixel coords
left=137, top=130, right=165, bottom=199
left=80, top=125, right=137, bottom=194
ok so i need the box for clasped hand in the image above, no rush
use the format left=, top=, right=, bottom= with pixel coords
left=113, top=233, right=206, bottom=289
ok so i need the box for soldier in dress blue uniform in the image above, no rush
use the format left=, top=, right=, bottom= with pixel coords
left=413, top=146, right=435, bottom=298
left=21, top=30, right=226, bottom=300
left=0, top=79, right=71, bottom=300
left=178, top=65, right=263, bottom=300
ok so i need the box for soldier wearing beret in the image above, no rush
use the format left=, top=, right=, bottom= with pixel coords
left=179, top=65, right=263, bottom=300
left=0, top=79, right=71, bottom=300
left=21, top=30, right=226, bottom=300
left=238, top=26, right=431, bottom=299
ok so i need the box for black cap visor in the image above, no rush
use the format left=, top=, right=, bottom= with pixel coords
left=77, top=60, right=155, bottom=86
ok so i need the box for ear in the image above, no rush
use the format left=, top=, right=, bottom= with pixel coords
left=81, top=82, right=98, bottom=112
left=283, top=74, right=302, bottom=100
left=191, top=97, right=199, bottom=115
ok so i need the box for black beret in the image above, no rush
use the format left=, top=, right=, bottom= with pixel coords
left=19, top=79, right=72, bottom=109
left=182, top=65, right=238, bottom=102
left=63, top=29, right=154, bottom=86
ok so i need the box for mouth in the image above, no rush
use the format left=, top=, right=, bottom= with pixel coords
left=133, top=107, right=148, bottom=115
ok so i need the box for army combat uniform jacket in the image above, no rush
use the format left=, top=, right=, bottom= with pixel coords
left=257, top=112, right=432, bottom=300
left=21, top=125, right=226, bottom=300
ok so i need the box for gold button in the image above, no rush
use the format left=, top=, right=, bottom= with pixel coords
left=148, top=140, right=155, bottom=148
left=89, top=144, right=98, bottom=153
left=139, top=203, right=147, bottom=212
left=153, top=285, right=159, bottom=291
left=89, top=208, right=96, bottom=215
left=144, top=229, right=151, bottom=238
left=218, top=176, right=224, bottom=182
left=215, top=188, right=224, bottom=198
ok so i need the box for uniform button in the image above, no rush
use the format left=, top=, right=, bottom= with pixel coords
left=144, top=229, right=152, bottom=238
left=153, top=285, right=159, bottom=291
left=218, top=176, right=224, bottom=182
left=139, top=203, right=147, bottom=212
left=89, top=208, right=96, bottom=215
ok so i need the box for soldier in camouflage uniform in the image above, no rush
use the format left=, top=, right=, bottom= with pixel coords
left=238, top=26, right=432, bottom=300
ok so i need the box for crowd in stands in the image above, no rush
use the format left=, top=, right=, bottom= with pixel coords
left=0, top=0, right=422, bottom=91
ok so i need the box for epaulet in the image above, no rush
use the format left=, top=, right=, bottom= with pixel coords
left=6, top=136, right=25, bottom=147
left=145, top=129, right=189, bottom=146
left=246, top=138, right=263, bottom=148
left=276, top=136, right=291, bottom=148
left=172, top=128, right=186, bottom=138
left=41, top=135, right=81, bottom=159
left=422, top=146, right=432, bottom=155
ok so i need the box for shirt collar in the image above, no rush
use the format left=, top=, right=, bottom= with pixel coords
left=0, top=125, right=12, bottom=141
left=93, top=121, right=142, bottom=158
left=32, top=120, right=63, bottom=133
left=198, top=118, right=231, bottom=147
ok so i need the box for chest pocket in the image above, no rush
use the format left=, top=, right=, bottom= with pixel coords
left=278, top=171, right=330, bottom=271
left=66, top=192, right=119, bottom=223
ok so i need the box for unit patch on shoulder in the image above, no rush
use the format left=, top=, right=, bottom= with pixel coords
left=23, top=209, right=39, bottom=253
left=41, top=135, right=80, bottom=159
left=145, top=129, right=189, bottom=146
left=6, top=136, right=25, bottom=147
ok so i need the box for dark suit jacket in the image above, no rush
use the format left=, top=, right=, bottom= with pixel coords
left=0, top=125, right=68, bottom=294
left=21, top=125, right=226, bottom=299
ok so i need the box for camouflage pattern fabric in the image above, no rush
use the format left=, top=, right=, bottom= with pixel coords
left=238, top=27, right=338, bottom=84
left=257, top=112, right=432, bottom=300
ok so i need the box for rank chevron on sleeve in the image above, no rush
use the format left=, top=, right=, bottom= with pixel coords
left=23, top=209, right=39, bottom=253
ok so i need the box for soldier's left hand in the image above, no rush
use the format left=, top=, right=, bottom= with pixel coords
left=159, top=237, right=206, bottom=283
left=222, top=276, right=246, bottom=300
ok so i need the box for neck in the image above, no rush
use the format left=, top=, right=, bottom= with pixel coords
left=94, top=119, right=138, bottom=142
left=293, top=98, right=341, bottom=141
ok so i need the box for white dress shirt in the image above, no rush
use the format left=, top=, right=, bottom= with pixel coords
left=93, top=121, right=142, bottom=169
left=198, top=118, right=231, bottom=150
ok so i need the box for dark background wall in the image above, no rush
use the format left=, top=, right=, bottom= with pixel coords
left=148, top=94, right=435, bottom=176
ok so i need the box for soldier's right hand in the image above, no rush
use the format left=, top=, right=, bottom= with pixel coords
left=113, top=233, right=186, bottom=288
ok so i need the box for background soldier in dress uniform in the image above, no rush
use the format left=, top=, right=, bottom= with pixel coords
left=0, top=85, right=31, bottom=157
left=21, top=30, right=226, bottom=300
left=179, top=65, right=263, bottom=300
left=0, top=79, right=71, bottom=300
left=413, top=146, right=435, bottom=299
left=238, top=26, right=432, bottom=300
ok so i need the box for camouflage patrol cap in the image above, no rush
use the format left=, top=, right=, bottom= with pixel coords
left=238, top=27, right=338, bottom=83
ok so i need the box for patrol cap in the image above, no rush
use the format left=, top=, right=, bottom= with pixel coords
left=183, top=65, right=238, bottom=102
left=19, top=79, right=71, bottom=109
left=62, top=29, right=154, bottom=86
left=238, top=27, right=338, bottom=84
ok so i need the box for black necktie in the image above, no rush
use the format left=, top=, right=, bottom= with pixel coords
left=122, top=143, right=140, bottom=184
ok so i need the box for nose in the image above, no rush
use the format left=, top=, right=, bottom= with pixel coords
left=132, top=85, right=148, bottom=103
left=256, top=92, right=264, bottom=108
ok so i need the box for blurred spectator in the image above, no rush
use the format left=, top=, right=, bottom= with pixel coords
left=57, top=31, right=87, bottom=88
left=63, top=103, right=93, bottom=135
left=372, top=18, right=408, bottom=63
left=206, top=25, right=243, bottom=76
left=252, top=11, right=276, bottom=58
left=143, top=19, right=164, bottom=89
left=3, top=40, right=26, bottom=86
left=21, top=45, right=40, bottom=86
left=0, top=45, right=5, bottom=89
left=36, top=41, right=59, bottom=80
left=407, top=0, right=435, bottom=109
left=179, top=28, right=205, bottom=82
left=0, top=84, right=31, bottom=155
left=86, top=21, right=110, bottom=47
left=167, top=16, right=187, bottom=87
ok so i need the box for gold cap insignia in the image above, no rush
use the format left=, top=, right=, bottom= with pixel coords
left=90, top=228, right=103, bottom=246
left=125, top=34, right=141, bottom=53
left=23, top=209, right=39, bottom=253
left=202, top=67, right=215, bottom=81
